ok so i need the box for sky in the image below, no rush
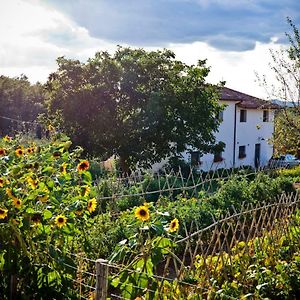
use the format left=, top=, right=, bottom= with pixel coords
left=0, top=0, right=299, bottom=98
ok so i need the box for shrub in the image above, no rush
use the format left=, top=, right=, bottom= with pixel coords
left=279, top=165, right=300, bottom=179
left=0, top=135, right=97, bottom=298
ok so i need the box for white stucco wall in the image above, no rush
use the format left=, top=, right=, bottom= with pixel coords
left=195, top=100, right=239, bottom=171
left=151, top=101, right=275, bottom=172
left=234, top=108, right=274, bottom=168
left=183, top=104, right=275, bottom=171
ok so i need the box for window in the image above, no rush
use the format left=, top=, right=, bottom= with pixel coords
left=213, top=151, right=223, bottom=163
left=217, top=111, right=224, bottom=122
left=263, top=110, right=269, bottom=122
left=238, top=145, right=246, bottom=159
left=240, top=109, right=247, bottom=122
left=191, top=151, right=200, bottom=166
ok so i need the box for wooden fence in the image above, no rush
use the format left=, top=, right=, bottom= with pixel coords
left=60, top=191, right=300, bottom=299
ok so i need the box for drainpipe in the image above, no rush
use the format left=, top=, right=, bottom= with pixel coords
left=233, top=103, right=237, bottom=167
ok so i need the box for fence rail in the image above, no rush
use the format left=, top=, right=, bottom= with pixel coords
left=95, top=163, right=283, bottom=214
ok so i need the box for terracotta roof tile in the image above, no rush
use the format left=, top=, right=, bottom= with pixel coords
left=220, top=87, right=278, bottom=109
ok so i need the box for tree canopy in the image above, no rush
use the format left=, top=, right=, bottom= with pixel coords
left=274, top=109, right=300, bottom=157
left=0, top=75, right=45, bottom=135
left=46, top=47, right=223, bottom=170
left=264, top=18, right=300, bottom=155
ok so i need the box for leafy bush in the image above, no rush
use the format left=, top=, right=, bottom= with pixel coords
left=87, top=172, right=296, bottom=262
left=0, top=135, right=97, bottom=298
left=111, top=210, right=300, bottom=299
left=190, top=211, right=300, bottom=299
left=278, top=165, right=300, bottom=184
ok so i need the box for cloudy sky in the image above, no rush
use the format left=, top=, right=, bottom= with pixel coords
left=0, top=0, right=299, bottom=98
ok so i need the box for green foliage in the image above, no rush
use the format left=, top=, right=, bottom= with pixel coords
left=85, top=172, right=296, bottom=262
left=0, top=135, right=97, bottom=298
left=214, top=176, right=253, bottom=208
left=274, top=109, right=300, bottom=157
left=278, top=165, right=300, bottom=180
left=46, top=47, right=224, bottom=170
left=108, top=203, right=179, bottom=299
left=189, top=212, right=300, bottom=299
left=109, top=210, right=300, bottom=299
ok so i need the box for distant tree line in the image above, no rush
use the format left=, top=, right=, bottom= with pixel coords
left=0, top=75, right=45, bottom=135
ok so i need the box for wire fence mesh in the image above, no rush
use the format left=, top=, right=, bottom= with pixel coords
left=94, top=163, right=283, bottom=215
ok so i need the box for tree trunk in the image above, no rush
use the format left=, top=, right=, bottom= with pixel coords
left=119, top=155, right=131, bottom=175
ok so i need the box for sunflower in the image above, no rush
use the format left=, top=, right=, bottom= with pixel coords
left=75, top=209, right=83, bottom=216
left=26, top=147, right=34, bottom=154
left=6, top=188, right=14, bottom=198
left=77, top=160, right=90, bottom=172
left=0, top=208, right=8, bottom=219
left=89, top=291, right=95, bottom=300
left=0, top=177, right=5, bottom=188
left=12, top=218, right=20, bottom=225
left=27, top=177, right=38, bottom=189
left=31, top=213, right=42, bottom=225
left=87, top=198, right=97, bottom=213
left=37, top=194, right=49, bottom=203
left=3, top=135, right=12, bottom=142
left=168, top=218, right=179, bottom=233
left=135, top=205, right=150, bottom=221
left=15, top=148, right=24, bottom=157
left=0, top=148, right=6, bottom=156
left=52, top=151, right=61, bottom=158
left=55, top=215, right=67, bottom=228
left=12, top=198, right=22, bottom=209
left=82, top=186, right=90, bottom=197
left=60, top=162, right=67, bottom=174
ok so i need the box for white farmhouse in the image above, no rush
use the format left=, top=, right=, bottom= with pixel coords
left=182, top=87, right=278, bottom=171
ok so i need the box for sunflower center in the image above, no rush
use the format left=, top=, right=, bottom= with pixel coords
left=139, top=209, right=146, bottom=216
left=58, top=217, right=64, bottom=223
left=0, top=209, right=4, bottom=214
left=32, top=215, right=41, bottom=222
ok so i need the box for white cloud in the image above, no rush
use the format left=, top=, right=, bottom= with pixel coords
left=0, top=0, right=116, bottom=80
left=0, top=0, right=283, bottom=99
left=168, top=40, right=284, bottom=98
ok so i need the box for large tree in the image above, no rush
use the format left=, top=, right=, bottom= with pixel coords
left=46, top=47, right=223, bottom=171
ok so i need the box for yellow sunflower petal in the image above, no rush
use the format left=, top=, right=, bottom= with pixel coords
left=77, top=160, right=90, bottom=172
left=87, top=198, right=97, bottom=213
left=168, top=218, right=179, bottom=233
left=0, top=207, right=8, bottom=219
left=135, top=205, right=150, bottom=221
left=55, top=215, right=67, bottom=228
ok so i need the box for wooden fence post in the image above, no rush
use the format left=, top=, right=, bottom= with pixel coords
left=9, top=274, right=17, bottom=300
left=95, top=259, right=109, bottom=300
